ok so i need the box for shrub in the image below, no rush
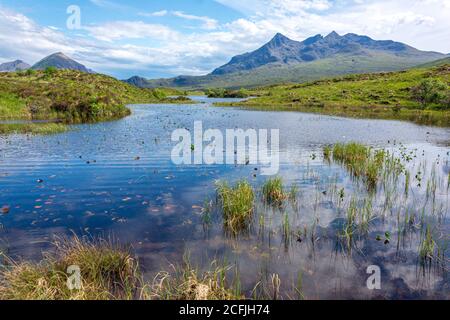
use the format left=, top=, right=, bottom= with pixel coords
left=411, top=78, right=448, bottom=108
left=44, top=66, right=58, bottom=77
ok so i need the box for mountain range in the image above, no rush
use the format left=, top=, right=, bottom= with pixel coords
left=130, top=31, right=446, bottom=89
left=0, top=52, right=93, bottom=73
left=0, top=60, right=31, bottom=72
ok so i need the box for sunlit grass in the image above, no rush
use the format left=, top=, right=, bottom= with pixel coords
left=330, top=143, right=389, bottom=190
left=219, top=65, right=450, bottom=126
left=146, top=254, right=242, bottom=300
left=0, top=235, right=139, bottom=300
left=0, top=123, right=67, bottom=135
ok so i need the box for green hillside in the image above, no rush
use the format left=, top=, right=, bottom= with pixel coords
left=145, top=52, right=445, bottom=89
left=220, top=64, right=450, bottom=126
left=0, top=69, right=188, bottom=134
left=416, top=56, right=450, bottom=68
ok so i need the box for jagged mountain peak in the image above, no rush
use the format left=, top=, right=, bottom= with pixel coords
left=325, top=31, right=341, bottom=39
left=269, top=33, right=293, bottom=44
left=0, top=59, right=31, bottom=72
left=211, top=31, right=445, bottom=76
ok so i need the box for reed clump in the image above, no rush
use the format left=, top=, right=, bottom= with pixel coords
left=262, top=177, right=287, bottom=206
left=216, top=180, right=255, bottom=233
left=330, top=143, right=387, bottom=189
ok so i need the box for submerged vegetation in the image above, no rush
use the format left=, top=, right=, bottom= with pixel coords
left=220, top=64, right=450, bottom=126
left=0, top=69, right=190, bottom=134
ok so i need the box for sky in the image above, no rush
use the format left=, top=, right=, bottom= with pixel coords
left=0, top=0, right=449, bottom=79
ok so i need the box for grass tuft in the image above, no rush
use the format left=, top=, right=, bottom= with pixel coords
left=0, top=235, right=139, bottom=300
left=216, top=180, right=255, bottom=233
left=262, top=177, right=286, bottom=206
left=147, top=255, right=242, bottom=300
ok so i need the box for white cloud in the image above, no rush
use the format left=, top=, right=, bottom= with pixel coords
left=83, top=21, right=179, bottom=42
left=140, top=10, right=219, bottom=30
left=140, top=10, right=168, bottom=17
left=89, top=0, right=129, bottom=10
left=172, top=11, right=219, bottom=30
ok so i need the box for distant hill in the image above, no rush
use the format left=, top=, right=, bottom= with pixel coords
left=123, top=76, right=150, bottom=87
left=31, top=52, right=94, bottom=73
left=0, top=60, right=31, bottom=72
left=136, top=32, right=446, bottom=89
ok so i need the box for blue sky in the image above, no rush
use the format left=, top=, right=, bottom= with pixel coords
left=0, top=0, right=449, bottom=79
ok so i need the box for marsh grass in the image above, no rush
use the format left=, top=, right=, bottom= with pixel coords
left=0, top=235, right=139, bottom=300
left=282, top=212, right=291, bottom=248
left=329, top=142, right=405, bottom=191
left=216, top=180, right=255, bottom=233
left=323, top=145, right=332, bottom=162
left=288, top=185, right=299, bottom=205
left=262, top=177, right=286, bottom=206
left=147, top=255, right=242, bottom=300
left=419, top=226, right=437, bottom=269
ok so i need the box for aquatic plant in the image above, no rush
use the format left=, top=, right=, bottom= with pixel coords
left=288, top=185, right=299, bottom=205
left=328, top=142, right=403, bottom=190
left=262, top=177, right=286, bottom=206
left=323, top=145, right=332, bottom=162
left=216, top=180, right=255, bottom=233
left=419, top=226, right=437, bottom=268
left=282, top=212, right=291, bottom=248
left=342, top=198, right=358, bottom=250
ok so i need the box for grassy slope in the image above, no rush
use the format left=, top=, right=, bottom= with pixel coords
left=146, top=52, right=444, bottom=89
left=416, top=56, right=450, bottom=68
left=221, top=64, right=450, bottom=126
left=0, top=70, right=188, bottom=134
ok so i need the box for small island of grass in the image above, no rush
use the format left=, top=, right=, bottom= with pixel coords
left=0, top=68, right=191, bottom=134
